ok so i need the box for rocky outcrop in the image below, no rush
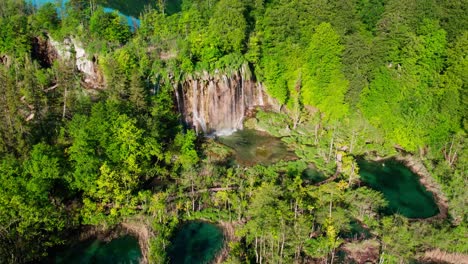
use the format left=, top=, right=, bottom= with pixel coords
left=71, top=39, right=101, bottom=86
left=0, top=55, right=10, bottom=66
left=31, top=36, right=58, bottom=68
left=175, top=64, right=277, bottom=135
left=47, top=36, right=102, bottom=88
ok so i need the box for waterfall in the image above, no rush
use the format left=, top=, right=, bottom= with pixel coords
left=178, top=64, right=275, bottom=136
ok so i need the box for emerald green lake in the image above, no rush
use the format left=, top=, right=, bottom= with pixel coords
left=357, top=159, right=439, bottom=218
left=168, top=222, right=224, bottom=264
left=51, top=235, right=142, bottom=264
left=217, top=129, right=296, bottom=166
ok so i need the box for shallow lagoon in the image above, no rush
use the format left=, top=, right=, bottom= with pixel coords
left=357, top=158, right=439, bottom=218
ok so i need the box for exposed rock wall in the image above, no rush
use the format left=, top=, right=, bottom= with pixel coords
left=31, top=36, right=58, bottom=68
left=47, top=35, right=102, bottom=88
left=175, top=64, right=276, bottom=135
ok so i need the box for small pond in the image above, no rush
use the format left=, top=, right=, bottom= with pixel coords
left=51, top=235, right=142, bottom=264
left=217, top=129, right=296, bottom=166
left=357, top=159, right=439, bottom=218
left=167, top=221, right=224, bottom=264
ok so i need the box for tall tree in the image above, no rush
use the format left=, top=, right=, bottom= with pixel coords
left=302, top=22, right=349, bottom=122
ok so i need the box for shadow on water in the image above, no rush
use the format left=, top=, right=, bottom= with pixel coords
left=167, top=221, right=224, bottom=264
left=48, top=235, right=141, bottom=264
left=357, top=158, right=439, bottom=219
left=217, top=129, right=296, bottom=166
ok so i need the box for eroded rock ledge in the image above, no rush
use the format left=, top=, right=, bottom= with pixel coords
left=46, top=35, right=103, bottom=88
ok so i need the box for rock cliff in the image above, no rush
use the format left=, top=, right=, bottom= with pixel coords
left=47, top=36, right=102, bottom=88
left=175, top=64, right=276, bottom=135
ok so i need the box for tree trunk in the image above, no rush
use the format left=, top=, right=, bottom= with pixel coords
left=314, top=124, right=319, bottom=145
left=62, top=86, right=67, bottom=120
left=280, top=231, right=285, bottom=262
left=294, top=199, right=298, bottom=220
left=191, top=176, right=195, bottom=212
left=328, top=128, right=335, bottom=163
left=255, top=236, right=259, bottom=263
left=348, top=162, right=355, bottom=186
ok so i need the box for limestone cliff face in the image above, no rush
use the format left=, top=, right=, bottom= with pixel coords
left=175, top=64, right=276, bottom=135
left=48, top=36, right=102, bottom=88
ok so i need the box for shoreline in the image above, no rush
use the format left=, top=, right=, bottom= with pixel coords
left=365, top=154, right=449, bottom=221
left=394, top=155, right=449, bottom=221
left=212, top=220, right=242, bottom=263
left=70, top=218, right=151, bottom=264
left=121, top=217, right=152, bottom=264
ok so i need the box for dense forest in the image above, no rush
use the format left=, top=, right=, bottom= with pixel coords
left=0, top=0, right=466, bottom=263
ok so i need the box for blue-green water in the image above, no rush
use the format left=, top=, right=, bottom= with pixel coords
left=168, top=222, right=224, bottom=264
left=357, top=159, right=439, bottom=218
left=30, top=0, right=147, bottom=28
left=52, top=235, right=142, bottom=264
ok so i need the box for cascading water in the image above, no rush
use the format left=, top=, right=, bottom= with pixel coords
left=176, top=64, right=274, bottom=136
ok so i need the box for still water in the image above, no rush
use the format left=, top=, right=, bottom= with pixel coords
left=357, top=159, right=439, bottom=218
left=30, top=0, right=147, bottom=28
left=51, top=235, right=142, bottom=264
left=167, top=221, right=224, bottom=264
left=217, top=129, right=296, bottom=166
